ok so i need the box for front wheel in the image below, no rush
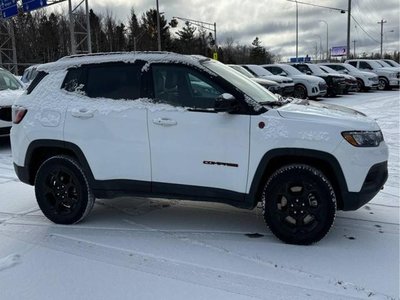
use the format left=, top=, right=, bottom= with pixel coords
left=293, top=85, right=308, bottom=99
left=378, top=77, right=389, bottom=90
left=35, top=155, right=95, bottom=224
left=262, top=164, right=336, bottom=245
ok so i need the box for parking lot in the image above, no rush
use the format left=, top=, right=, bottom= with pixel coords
left=0, top=90, right=399, bottom=299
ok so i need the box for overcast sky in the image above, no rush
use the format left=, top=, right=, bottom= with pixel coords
left=57, top=0, right=400, bottom=60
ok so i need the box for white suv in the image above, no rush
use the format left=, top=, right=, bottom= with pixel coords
left=11, top=52, right=389, bottom=245
left=320, top=62, right=379, bottom=91
left=345, top=59, right=400, bottom=90
left=262, top=64, right=327, bottom=99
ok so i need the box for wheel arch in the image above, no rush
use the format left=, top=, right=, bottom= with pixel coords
left=246, top=148, right=348, bottom=210
left=24, top=140, right=94, bottom=186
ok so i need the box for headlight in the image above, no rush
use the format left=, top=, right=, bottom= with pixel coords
left=342, top=130, right=384, bottom=147
left=389, top=73, right=396, bottom=78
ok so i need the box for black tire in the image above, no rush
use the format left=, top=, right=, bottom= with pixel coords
left=262, top=164, right=336, bottom=245
left=378, top=77, right=389, bottom=91
left=356, top=79, right=364, bottom=92
left=293, top=84, right=308, bottom=99
left=35, top=155, right=95, bottom=224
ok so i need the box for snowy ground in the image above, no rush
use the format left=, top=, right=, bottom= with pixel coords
left=0, top=90, right=399, bottom=300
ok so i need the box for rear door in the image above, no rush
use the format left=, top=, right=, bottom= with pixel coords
left=63, top=63, right=151, bottom=189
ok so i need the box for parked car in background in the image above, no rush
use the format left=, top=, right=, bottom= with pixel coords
left=345, top=59, right=400, bottom=90
left=319, top=65, right=358, bottom=93
left=290, top=63, right=346, bottom=97
left=240, top=64, right=295, bottom=96
left=320, top=62, right=379, bottom=91
left=228, top=65, right=291, bottom=96
left=382, top=59, right=400, bottom=68
left=374, top=60, right=400, bottom=71
left=21, top=65, right=39, bottom=84
left=0, top=68, right=25, bottom=137
left=262, top=64, right=327, bottom=99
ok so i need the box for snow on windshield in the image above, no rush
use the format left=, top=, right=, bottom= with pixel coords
left=307, top=64, right=325, bottom=75
left=279, top=64, right=303, bottom=75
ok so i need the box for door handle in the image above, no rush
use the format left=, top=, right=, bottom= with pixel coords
left=71, top=109, right=94, bottom=119
left=152, top=117, right=177, bottom=126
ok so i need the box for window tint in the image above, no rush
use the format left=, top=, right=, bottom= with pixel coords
left=348, top=61, right=357, bottom=67
left=266, top=66, right=284, bottom=75
left=152, top=65, right=224, bottom=109
left=62, top=68, right=86, bottom=93
left=86, top=64, right=141, bottom=100
left=359, top=61, right=372, bottom=70
left=295, top=64, right=310, bottom=74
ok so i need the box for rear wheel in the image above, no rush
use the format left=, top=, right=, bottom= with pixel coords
left=262, top=164, right=336, bottom=245
left=293, top=84, right=308, bottom=99
left=35, top=155, right=95, bottom=224
left=356, top=79, right=364, bottom=92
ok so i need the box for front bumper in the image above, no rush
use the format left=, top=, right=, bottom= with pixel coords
left=389, top=79, right=400, bottom=87
left=341, top=161, right=388, bottom=210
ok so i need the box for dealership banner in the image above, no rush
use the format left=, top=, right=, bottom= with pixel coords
left=331, top=46, right=347, bottom=57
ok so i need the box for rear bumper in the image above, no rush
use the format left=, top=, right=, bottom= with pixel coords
left=14, top=163, right=31, bottom=185
left=341, top=161, right=388, bottom=211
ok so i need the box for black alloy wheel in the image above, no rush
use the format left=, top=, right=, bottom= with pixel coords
left=35, top=156, right=95, bottom=224
left=262, top=164, right=336, bottom=245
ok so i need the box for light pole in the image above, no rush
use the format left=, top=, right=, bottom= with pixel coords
left=287, top=0, right=347, bottom=62
left=319, top=20, right=328, bottom=61
left=313, top=34, right=322, bottom=62
left=172, top=16, right=217, bottom=48
left=156, top=0, right=161, bottom=51
left=296, top=0, right=298, bottom=62
left=378, top=19, right=387, bottom=58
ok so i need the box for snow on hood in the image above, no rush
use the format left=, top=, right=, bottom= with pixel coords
left=291, top=74, right=325, bottom=83
left=277, top=99, right=379, bottom=129
left=0, top=89, right=24, bottom=106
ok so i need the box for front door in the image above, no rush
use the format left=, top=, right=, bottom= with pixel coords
left=147, top=64, right=250, bottom=198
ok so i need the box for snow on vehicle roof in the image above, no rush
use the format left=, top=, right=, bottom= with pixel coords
left=37, top=51, right=214, bottom=74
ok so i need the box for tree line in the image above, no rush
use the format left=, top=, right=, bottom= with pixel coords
left=2, top=6, right=399, bottom=73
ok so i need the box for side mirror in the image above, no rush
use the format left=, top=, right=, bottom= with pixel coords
left=306, top=71, right=312, bottom=75
left=343, top=70, right=349, bottom=74
left=279, top=72, right=287, bottom=76
left=215, top=93, right=238, bottom=112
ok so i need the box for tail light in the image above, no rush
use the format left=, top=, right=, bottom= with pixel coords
left=12, top=106, right=27, bottom=124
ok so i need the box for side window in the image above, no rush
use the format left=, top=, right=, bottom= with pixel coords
left=62, top=68, right=86, bottom=93
left=152, top=65, right=224, bottom=109
left=296, top=65, right=309, bottom=74
left=348, top=61, right=357, bottom=67
left=86, top=64, right=141, bottom=100
left=266, top=66, right=280, bottom=75
left=359, top=61, right=372, bottom=70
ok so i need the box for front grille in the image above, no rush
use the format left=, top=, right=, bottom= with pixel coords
left=318, top=82, right=327, bottom=91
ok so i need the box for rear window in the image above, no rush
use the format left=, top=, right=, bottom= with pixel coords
left=27, top=71, right=48, bottom=95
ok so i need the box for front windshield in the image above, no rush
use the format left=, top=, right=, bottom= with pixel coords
left=376, top=60, right=391, bottom=67
left=368, top=60, right=385, bottom=69
left=384, top=60, right=400, bottom=67
left=279, top=64, right=303, bottom=75
left=0, top=70, right=23, bottom=91
left=307, top=64, right=325, bottom=75
left=320, top=66, right=338, bottom=74
left=342, top=63, right=361, bottom=72
left=229, top=65, right=255, bottom=78
left=203, top=60, right=278, bottom=104
left=249, top=65, right=273, bottom=76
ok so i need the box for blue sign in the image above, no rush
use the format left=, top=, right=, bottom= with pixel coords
left=290, top=56, right=311, bottom=63
left=0, top=0, right=18, bottom=18
left=22, top=0, right=47, bottom=12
